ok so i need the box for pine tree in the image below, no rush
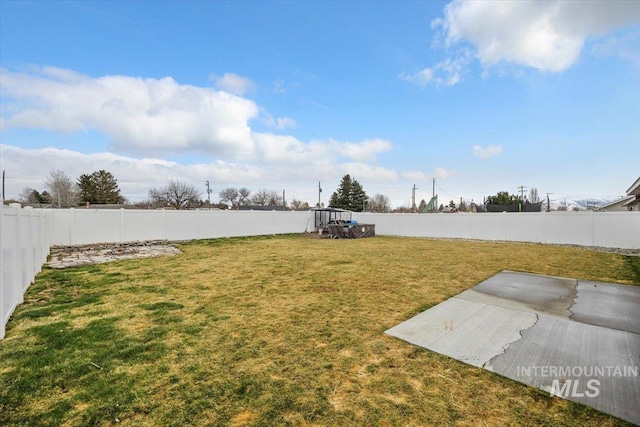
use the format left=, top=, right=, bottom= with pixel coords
left=77, top=170, right=124, bottom=204
left=329, top=174, right=368, bottom=212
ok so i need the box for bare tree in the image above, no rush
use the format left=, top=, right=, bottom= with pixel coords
left=251, top=189, right=281, bottom=206
left=368, top=193, right=391, bottom=212
left=393, top=205, right=413, bottom=213
left=219, top=187, right=239, bottom=208
left=149, top=181, right=201, bottom=209
left=238, top=187, right=251, bottom=206
left=529, top=187, right=540, bottom=203
left=458, top=199, right=469, bottom=212
left=290, top=199, right=310, bottom=210
left=45, top=169, right=78, bottom=208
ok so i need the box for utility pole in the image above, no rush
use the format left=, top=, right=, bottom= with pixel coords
left=412, top=184, right=418, bottom=212
left=317, top=181, right=322, bottom=207
left=517, top=185, right=527, bottom=212
left=1, top=170, right=5, bottom=203
left=517, top=185, right=527, bottom=201
left=546, top=193, right=554, bottom=212
left=282, top=190, right=286, bottom=209
left=432, top=178, right=435, bottom=198
left=205, top=180, right=212, bottom=209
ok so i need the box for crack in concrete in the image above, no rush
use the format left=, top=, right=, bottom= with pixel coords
left=567, top=280, right=580, bottom=321
left=483, top=312, right=539, bottom=371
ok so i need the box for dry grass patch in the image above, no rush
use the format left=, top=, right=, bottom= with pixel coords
left=1, top=235, right=637, bottom=426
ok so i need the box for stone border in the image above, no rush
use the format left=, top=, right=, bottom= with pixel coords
left=47, top=240, right=182, bottom=269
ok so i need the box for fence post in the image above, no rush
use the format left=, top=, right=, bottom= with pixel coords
left=589, top=210, right=594, bottom=247
left=68, top=208, right=75, bottom=245
left=196, top=209, right=200, bottom=239
left=119, top=208, right=125, bottom=243
left=0, top=207, right=7, bottom=339
left=24, top=208, right=34, bottom=294
left=162, top=209, right=167, bottom=240
left=224, top=210, right=228, bottom=238
left=15, top=207, right=23, bottom=306
left=502, top=211, right=507, bottom=241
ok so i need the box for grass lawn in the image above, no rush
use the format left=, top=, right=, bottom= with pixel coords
left=1, top=235, right=638, bottom=426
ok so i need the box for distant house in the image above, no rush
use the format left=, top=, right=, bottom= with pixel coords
left=599, top=177, right=640, bottom=212
left=625, top=177, right=640, bottom=211
left=237, top=205, right=288, bottom=211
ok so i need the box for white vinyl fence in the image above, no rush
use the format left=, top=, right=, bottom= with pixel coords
left=1, top=206, right=52, bottom=339
left=49, top=209, right=312, bottom=246
left=2, top=207, right=639, bottom=339
left=353, top=211, right=640, bottom=249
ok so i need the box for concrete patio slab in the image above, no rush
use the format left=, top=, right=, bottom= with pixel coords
left=571, top=281, right=640, bottom=334
left=385, top=271, right=640, bottom=425
left=486, top=313, right=640, bottom=425
left=456, top=271, right=577, bottom=318
left=386, top=298, right=537, bottom=367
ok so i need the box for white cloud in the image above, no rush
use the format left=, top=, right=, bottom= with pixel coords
left=252, top=133, right=326, bottom=164
left=339, top=139, right=393, bottom=163
left=0, top=144, right=266, bottom=202
left=337, top=163, right=399, bottom=183
left=400, top=69, right=434, bottom=88
left=591, top=31, right=640, bottom=67
left=260, top=109, right=297, bottom=129
left=473, top=144, right=503, bottom=159
left=432, top=168, right=457, bottom=179
left=251, top=134, right=393, bottom=165
left=415, top=0, right=640, bottom=86
left=401, top=170, right=428, bottom=181
left=400, top=49, right=473, bottom=87
left=212, top=73, right=256, bottom=95
left=0, top=66, right=424, bottom=208
left=273, top=79, right=286, bottom=94
left=276, top=117, right=297, bottom=129
left=0, top=144, right=435, bottom=207
left=1, top=67, right=396, bottom=169
left=1, top=67, right=259, bottom=158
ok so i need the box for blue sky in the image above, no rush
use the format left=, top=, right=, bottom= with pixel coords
left=1, top=0, right=639, bottom=207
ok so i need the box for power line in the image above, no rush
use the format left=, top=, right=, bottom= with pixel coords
left=435, top=182, right=455, bottom=199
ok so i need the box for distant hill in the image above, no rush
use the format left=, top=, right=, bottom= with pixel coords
left=548, top=198, right=613, bottom=211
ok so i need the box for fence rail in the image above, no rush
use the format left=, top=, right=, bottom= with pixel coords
left=1, top=207, right=639, bottom=339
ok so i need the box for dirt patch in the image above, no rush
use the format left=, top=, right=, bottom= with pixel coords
left=47, top=240, right=181, bottom=269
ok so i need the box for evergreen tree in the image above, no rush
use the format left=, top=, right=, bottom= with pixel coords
left=77, top=170, right=124, bottom=204
left=77, top=174, right=96, bottom=204
left=485, top=191, right=520, bottom=205
left=19, top=188, right=47, bottom=204
left=349, top=179, right=368, bottom=212
left=329, top=174, right=368, bottom=212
